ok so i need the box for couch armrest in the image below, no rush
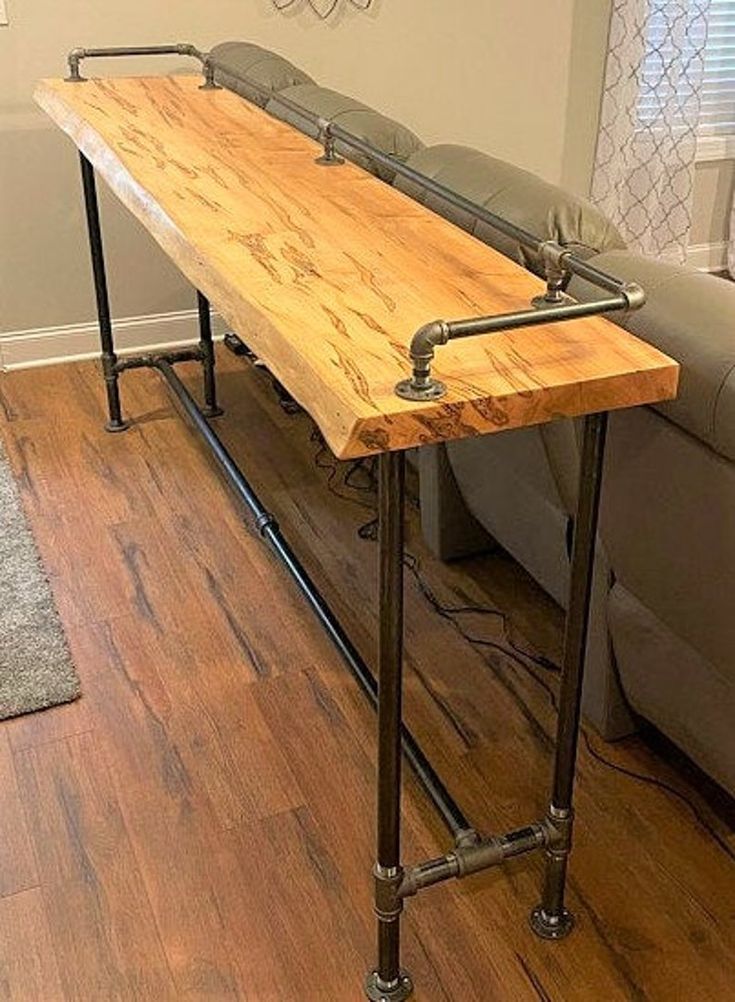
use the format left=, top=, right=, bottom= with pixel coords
left=569, top=250, right=735, bottom=462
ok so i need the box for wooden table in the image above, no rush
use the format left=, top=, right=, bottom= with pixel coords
left=36, top=73, right=678, bottom=1002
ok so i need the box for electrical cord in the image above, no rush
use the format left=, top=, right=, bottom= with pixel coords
left=302, top=422, right=735, bottom=865
left=251, top=360, right=735, bottom=866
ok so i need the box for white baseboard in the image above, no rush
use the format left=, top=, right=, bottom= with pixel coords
left=687, top=241, right=729, bottom=274
left=0, top=308, right=228, bottom=371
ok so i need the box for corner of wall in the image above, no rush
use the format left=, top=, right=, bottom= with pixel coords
left=559, top=0, right=612, bottom=197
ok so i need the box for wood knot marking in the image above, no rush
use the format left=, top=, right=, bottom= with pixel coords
left=323, top=306, right=348, bottom=337
left=343, top=252, right=396, bottom=313
left=186, top=187, right=225, bottom=212
left=229, top=231, right=282, bottom=283
left=348, top=308, right=389, bottom=337
left=331, top=343, right=375, bottom=409
left=170, top=158, right=198, bottom=179
left=358, top=427, right=391, bottom=453
left=283, top=244, right=320, bottom=281
left=414, top=402, right=479, bottom=440
left=470, top=397, right=510, bottom=427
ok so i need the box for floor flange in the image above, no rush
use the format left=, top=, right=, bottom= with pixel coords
left=529, top=905, right=575, bottom=940
left=105, top=419, right=130, bottom=433
left=364, top=969, right=414, bottom=1001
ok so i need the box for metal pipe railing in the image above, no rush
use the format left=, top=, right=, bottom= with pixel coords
left=196, top=54, right=647, bottom=399
left=208, top=67, right=635, bottom=294
left=65, top=41, right=647, bottom=400
left=65, top=43, right=219, bottom=89
left=393, top=293, right=640, bottom=401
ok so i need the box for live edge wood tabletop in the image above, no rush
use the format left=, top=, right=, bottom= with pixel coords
left=35, top=75, right=679, bottom=459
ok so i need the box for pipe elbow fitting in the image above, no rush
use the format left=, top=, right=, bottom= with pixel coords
left=409, top=320, right=449, bottom=365
left=66, top=48, right=86, bottom=80
left=395, top=320, right=449, bottom=400
left=621, top=281, right=646, bottom=312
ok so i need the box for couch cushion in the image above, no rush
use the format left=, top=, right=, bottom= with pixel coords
left=601, top=405, right=735, bottom=674
left=210, top=42, right=314, bottom=107
left=394, top=144, right=625, bottom=277
left=266, top=84, right=424, bottom=181
left=609, top=581, right=735, bottom=796
left=569, top=249, right=735, bottom=463
left=448, top=427, right=571, bottom=606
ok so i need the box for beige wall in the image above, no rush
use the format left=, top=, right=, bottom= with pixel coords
left=0, top=0, right=612, bottom=337
left=2, top=0, right=723, bottom=340
left=692, top=160, right=735, bottom=247
left=561, top=0, right=612, bottom=194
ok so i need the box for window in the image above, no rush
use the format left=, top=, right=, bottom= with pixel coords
left=637, top=1, right=735, bottom=160
left=700, top=0, right=735, bottom=146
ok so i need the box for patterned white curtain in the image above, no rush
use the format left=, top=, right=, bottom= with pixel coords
left=592, top=0, right=712, bottom=262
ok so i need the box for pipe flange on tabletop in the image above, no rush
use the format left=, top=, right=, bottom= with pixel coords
left=394, top=320, right=449, bottom=401
left=394, top=378, right=447, bottom=401
left=315, top=118, right=345, bottom=166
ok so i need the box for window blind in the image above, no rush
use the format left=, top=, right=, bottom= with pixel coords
left=637, top=1, right=735, bottom=137
left=700, top=0, right=735, bottom=135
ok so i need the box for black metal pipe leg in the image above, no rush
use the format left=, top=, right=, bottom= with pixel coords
left=196, top=290, right=224, bottom=418
left=531, top=412, right=609, bottom=940
left=78, top=152, right=128, bottom=432
left=366, top=452, right=413, bottom=1002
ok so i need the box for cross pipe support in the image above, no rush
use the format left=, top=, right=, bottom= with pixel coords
left=397, top=817, right=558, bottom=899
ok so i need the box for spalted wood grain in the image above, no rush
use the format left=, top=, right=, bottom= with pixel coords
left=35, top=76, right=678, bottom=458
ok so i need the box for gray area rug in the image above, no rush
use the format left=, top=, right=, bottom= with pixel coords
left=0, top=442, right=80, bottom=719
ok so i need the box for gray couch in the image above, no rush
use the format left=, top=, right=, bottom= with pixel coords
left=210, top=42, right=735, bottom=796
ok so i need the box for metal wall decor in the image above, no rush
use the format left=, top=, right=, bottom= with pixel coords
left=272, top=0, right=373, bottom=19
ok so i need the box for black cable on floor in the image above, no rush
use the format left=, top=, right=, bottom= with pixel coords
left=270, top=378, right=735, bottom=866
left=400, top=519, right=735, bottom=866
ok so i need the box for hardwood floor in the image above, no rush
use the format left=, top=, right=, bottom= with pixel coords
left=0, top=352, right=734, bottom=1001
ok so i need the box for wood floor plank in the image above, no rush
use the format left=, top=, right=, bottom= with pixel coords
left=14, top=730, right=178, bottom=1001
left=252, top=668, right=535, bottom=1000
left=213, top=807, right=370, bottom=1002
left=0, top=731, right=37, bottom=897
left=70, top=617, right=274, bottom=998
left=0, top=888, right=64, bottom=1001
left=0, top=353, right=733, bottom=1000
left=94, top=610, right=305, bottom=829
